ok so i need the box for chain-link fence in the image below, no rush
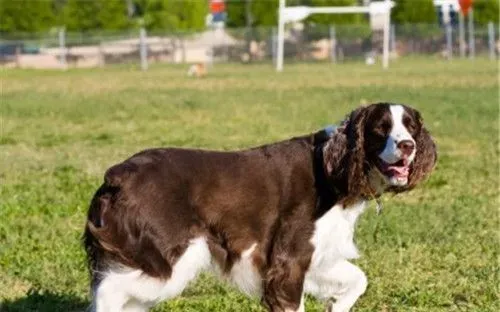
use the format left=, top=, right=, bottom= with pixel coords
left=1, top=23, right=498, bottom=70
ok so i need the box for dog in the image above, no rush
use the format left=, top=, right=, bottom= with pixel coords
left=187, top=63, right=207, bottom=78
left=84, top=103, right=437, bottom=312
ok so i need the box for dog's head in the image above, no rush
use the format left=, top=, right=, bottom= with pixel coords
left=324, top=103, right=437, bottom=203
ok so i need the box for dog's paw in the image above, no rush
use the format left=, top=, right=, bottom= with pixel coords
left=325, top=300, right=350, bottom=312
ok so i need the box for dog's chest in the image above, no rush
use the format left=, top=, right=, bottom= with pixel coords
left=307, top=201, right=367, bottom=271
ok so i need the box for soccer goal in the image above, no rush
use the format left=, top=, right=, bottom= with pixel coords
left=276, top=0, right=394, bottom=71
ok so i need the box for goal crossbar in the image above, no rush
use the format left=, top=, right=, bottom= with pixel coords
left=276, top=0, right=394, bottom=71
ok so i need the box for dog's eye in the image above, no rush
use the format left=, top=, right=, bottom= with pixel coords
left=407, top=123, right=416, bottom=133
left=403, top=116, right=417, bottom=133
left=374, top=121, right=391, bottom=134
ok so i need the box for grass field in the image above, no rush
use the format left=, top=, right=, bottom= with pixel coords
left=0, top=58, right=498, bottom=312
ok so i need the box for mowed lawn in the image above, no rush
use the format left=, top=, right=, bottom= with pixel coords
left=0, top=59, right=498, bottom=312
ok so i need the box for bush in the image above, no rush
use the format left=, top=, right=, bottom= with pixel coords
left=305, top=0, right=367, bottom=25
left=472, top=0, right=499, bottom=25
left=391, top=0, right=437, bottom=24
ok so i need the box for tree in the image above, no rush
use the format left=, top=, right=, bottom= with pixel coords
left=98, top=0, right=132, bottom=30
left=226, top=0, right=363, bottom=28
left=391, top=0, right=437, bottom=24
left=172, top=0, right=207, bottom=31
left=62, top=0, right=101, bottom=31
left=0, top=0, right=55, bottom=33
left=226, top=0, right=246, bottom=28
left=140, top=0, right=207, bottom=31
left=305, top=0, right=366, bottom=25
left=250, top=0, right=281, bottom=26
left=472, top=0, right=499, bottom=25
left=62, top=0, right=131, bottom=32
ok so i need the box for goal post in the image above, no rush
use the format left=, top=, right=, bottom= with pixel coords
left=276, top=0, right=394, bottom=71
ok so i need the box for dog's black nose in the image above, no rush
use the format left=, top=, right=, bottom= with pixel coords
left=397, top=140, right=415, bottom=156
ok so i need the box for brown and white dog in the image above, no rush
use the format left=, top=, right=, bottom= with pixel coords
left=187, top=63, right=207, bottom=78
left=84, top=103, right=437, bottom=312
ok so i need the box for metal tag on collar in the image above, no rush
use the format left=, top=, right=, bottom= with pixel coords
left=375, top=198, right=383, bottom=215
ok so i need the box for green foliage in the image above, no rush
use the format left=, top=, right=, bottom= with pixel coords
left=138, top=0, right=207, bottom=31
left=226, top=0, right=283, bottom=28
left=98, top=0, right=133, bottom=30
left=226, top=0, right=365, bottom=28
left=473, top=0, right=500, bottom=25
left=250, top=0, right=281, bottom=27
left=62, top=0, right=101, bottom=32
left=391, top=0, right=438, bottom=24
left=140, top=0, right=179, bottom=30
left=0, top=0, right=496, bottom=38
left=0, top=0, right=55, bottom=33
left=62, top=0, right=131, bottom=32
left=225, top=0, right=246, bottom=28
left=305, top=0, right=366, bottom=25
left=0, top=0, right=206, bottom=34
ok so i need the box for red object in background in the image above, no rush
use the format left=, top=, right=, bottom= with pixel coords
left=210, top=0, right=225, bottom=14
left=458, top=0, right=473, bottom=16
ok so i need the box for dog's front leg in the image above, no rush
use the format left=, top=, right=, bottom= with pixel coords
left=263, top=224, right=313, bottom=312
left=317, top=260, right=367, bottom=312
left=263, top=259, right=307, bottom=312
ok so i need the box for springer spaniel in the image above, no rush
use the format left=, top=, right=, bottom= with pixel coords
left=84, top=103, right=437, bottom=312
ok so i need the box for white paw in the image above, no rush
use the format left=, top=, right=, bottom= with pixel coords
left=325, top=300, right=350, bottom=312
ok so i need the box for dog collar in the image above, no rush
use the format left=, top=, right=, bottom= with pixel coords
left=324, top=125, right=337, bottom=137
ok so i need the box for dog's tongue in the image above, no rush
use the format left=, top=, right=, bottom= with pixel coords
left=387, top=165, right=410, bottom=178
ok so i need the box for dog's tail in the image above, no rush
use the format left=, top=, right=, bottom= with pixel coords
left=83, top=163, right=136, bottom=289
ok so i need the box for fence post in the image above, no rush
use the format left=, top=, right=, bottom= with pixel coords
left=459, top=13, right=466, bottom=57
left=446, top=23, right=453, bottom=60
left=209, top=26, right=215, bottom=67
left=276, top=0, right=285, bottom=71
left=223, top=26, right=229, bottom=62
left=272, top=27, right=277, bottom=64
left=329, top=25, right=336, bottom=63
left=183, top=37, right=187, bottom=63
left=139, top=27, right=148, bottom=70
left=382, top=5, right=390, bottom=69
left=58, top=27, right=67, bottom=69
left=468, top=9, right=475, bottom=59
left=390, top=24, right=396, bottom=53
left=98, top=41, right=105, bottom=67
left=15, top=45, right=21, bottom=68
left=488, top=22, right=496, bottom=60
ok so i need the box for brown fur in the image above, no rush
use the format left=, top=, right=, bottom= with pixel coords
left=83, top=103, right=437, bottom=311
left=187, top=63, right=207, bottom=78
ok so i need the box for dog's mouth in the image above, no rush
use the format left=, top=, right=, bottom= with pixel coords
left=376, top=158, right=411, bottom=185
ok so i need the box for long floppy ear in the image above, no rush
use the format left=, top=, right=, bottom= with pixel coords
left=323, top=132, right=348, bottom=178
left=407, top=125, right=437, bottom=189
left=343, top=107, right=371, bottom=204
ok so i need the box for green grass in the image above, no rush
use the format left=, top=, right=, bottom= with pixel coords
left=0, top=58, right=498, bottom=312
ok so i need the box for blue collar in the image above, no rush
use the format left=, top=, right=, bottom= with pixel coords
left=324, top=125, right=337, bottom=137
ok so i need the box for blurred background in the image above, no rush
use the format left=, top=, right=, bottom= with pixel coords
left=0, top=0, right=498, bottom=69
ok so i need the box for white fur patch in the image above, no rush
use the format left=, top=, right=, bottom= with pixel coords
left=93, top=237, right=211, bottom=311
left=304, top=202, right=368, bottom=311
left=229, top=243, right=262, bottom=297
left=309, top=202, right=366, bottom=266
left=379, top=104, right=416, bottom=165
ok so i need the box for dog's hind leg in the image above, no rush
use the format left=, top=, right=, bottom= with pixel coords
left=91, top=237, right=212, bottom=312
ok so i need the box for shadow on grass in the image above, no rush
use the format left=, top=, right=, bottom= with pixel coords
left=0, top=289, right=89, bottom=312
